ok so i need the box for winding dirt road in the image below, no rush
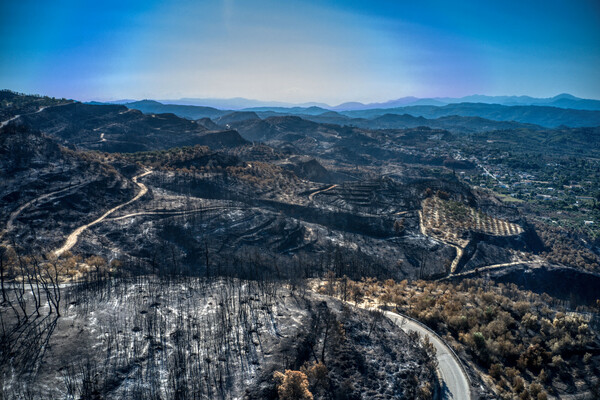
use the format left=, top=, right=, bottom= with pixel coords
left=0, top=103, right=69, bottom=129
left=1, top=181, right=90, bottom=241
left=449, top=260, right=542, bottom=278
left=0, top=114, right=22, bottom=129
left=418, top=210, right=464, bottom=274
left=449, top=246, right=464, bottom=274
left=308, top=184, right=337, bottom=201
left=53, top=170, right=152, bottom=257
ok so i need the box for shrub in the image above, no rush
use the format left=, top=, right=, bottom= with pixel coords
left=273, top=370, right=313, bottom=400
left=418, top=382, right=433, bottom=400
left=489, top=363, right=503, bottom=380
left=473, top=332, right=486, bottom=350
left=551, top=355, right=564, bottom=368
left=512, top=376, right=525, bottom=393
left=301, top=361, right=328, bottom=394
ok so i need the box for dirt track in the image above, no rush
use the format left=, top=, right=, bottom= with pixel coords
left=1, top=181, right=90, bottom=242
left=54, top=170, right=152, bottom=257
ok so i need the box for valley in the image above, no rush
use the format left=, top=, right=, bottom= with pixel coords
left=1, top=90, right=599, bottom=399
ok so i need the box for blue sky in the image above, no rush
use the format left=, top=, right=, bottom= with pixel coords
left=1, top=0, right=599, bottom=104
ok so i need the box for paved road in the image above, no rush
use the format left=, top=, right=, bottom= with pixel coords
left=333, top=290, right=472, bottom=400
left=54, top=170, right=152, bottom=257
left=476, top=162, right=507, bottom=187
left=383, top=311, right=471, bottom=400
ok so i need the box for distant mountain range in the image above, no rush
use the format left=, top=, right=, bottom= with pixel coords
left=107, top=98, right=600, bottom=128
left=339, top=103, right=600, bottom=128
left=89, top=98, right=329, bottom=110
left=88, top=93, right=600, bottom=112
left=331, top=93, right=600, bottom=111
left=119, top=100, right=227, bottom=119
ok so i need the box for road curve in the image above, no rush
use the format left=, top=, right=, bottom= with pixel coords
left=328, top=293, right=472, bottom=400
left=308, top=184, right=337, bottom=201
left=0, top=114, right=22, bottom=129
left=54, top=170, right=152, bottom=257
left=1, top=181, right=90, bottom=241
left=384, top=311, right=471, bottom=400
left=0, top=103, right=68, bottom=129
left=418, top=210, right=464, bottom=274
left=448, top=260, right=542, bottom=279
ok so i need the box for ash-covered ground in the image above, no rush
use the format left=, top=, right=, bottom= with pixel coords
left=1, top=277, right=437, bottom=399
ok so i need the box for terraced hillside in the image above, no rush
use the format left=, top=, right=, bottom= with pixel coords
left=419, top=196, right=527, bottom=274
left=421, top=196, right=523, bottom=247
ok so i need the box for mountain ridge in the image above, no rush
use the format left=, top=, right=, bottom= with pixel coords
left=83, top=92, right=600, bottom=111
left=114, top=98, right=600, bottom=129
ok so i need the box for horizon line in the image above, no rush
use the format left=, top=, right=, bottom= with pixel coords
left=4, top=88, right=600, bottom=107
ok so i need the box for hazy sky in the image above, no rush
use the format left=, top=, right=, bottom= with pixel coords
left=1, top=0, right=599, bottom=104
